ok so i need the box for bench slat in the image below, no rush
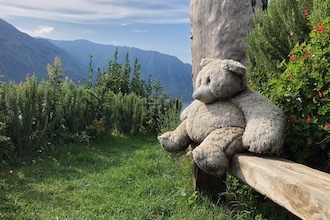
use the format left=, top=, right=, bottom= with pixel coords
left=231, top=154, right=330, bottom=220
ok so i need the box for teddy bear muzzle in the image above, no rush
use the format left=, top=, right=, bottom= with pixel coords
left=193, top=84, right=217, bottom=103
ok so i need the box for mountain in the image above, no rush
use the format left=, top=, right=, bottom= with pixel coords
left=49, top=39, right=193, bottom=100
left=0, top=19, right=86, bottom=82
left=0, top=18, right=193, bottom=100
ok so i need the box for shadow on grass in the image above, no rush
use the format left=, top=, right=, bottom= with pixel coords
left=0, top=134, right=158, bottom=217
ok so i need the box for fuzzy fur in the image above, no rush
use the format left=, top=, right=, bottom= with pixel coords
left=158, top=59, right=285, bottom=176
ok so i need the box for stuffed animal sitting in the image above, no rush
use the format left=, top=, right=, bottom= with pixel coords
left=158, top=59, right=285, bottom=176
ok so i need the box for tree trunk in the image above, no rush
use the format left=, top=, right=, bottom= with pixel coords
left=190, top=0, right=264, bottom=89
left=189, top=0, right=265, bottom=196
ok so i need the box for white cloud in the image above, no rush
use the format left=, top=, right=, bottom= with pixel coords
left=0, top=0, right=189, bottom=25
left=35, top=26, right=54, bottom=35
left=132, top=29, right=149, bottom=33
left=18, top=25, right=55, bottom=37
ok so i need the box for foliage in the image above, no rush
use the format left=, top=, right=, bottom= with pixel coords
left=269, top=17, right=330, bottom=168
left=109, top=92, right=147, bottom=134
left=246, top=0, right=313, bottom=93
left=158, top=99, right=182, bottom=134
left=0, top=50, right=181, bottom=159
left=246, top=0, right=330, bottom=170
left=225, top=175, right=299, bottom=220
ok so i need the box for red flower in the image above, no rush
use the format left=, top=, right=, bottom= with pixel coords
left=324, top=123, right=330, bottom=131
left=318, top=23, right=325, bottom=32
left=303, top=9, right=309, bottom=17
left=317, top=90, right=323, bottom=98
left=289, top=54, right=296, bottom=61
left=314, top=23, right=326, bottom=33
left=302, top=52, right=310, bottom=60
left=306, top=115, right=311, bottom=124
left=290, top=115, right=297, bottom=123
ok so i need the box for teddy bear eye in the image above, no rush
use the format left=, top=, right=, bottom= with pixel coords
left=206, top=77, right=211, bottom=84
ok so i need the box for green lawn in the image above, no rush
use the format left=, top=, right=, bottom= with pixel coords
left=0, top=134, right=293, bottom=219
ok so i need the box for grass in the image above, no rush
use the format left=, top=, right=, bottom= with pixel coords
left=0, top=134, right=295, bottom=219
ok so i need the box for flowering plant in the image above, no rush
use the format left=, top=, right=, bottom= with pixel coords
left=270, top=17, right=330, bottom=170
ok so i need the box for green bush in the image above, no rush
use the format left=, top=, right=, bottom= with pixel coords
left=0, top=52, right=180, bottom=158
left=246, top=0, right=312, bottom=93
left=269, top=17, right=330, bottom=169
left=246, top=0, right=330, bottom=170
left=109, top=92, right=147, bottom=135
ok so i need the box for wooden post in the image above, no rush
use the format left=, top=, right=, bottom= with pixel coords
left=189, top=0, right=264, bottom=196
left=192, top=163, right=226, bottom=200
left=190, top=0, right=264, bottom=89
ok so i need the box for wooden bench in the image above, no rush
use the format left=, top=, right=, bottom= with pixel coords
left=231, top=154, right=330, bottom=219
left=193, top=154, right=330, bottom=219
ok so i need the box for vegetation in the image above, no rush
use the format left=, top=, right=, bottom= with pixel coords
left=0, top=134, right=296, bottom=219
left=0, top=50, right=181, bottom=160
left=246, top=0, right=330, bottom=171
left=1, top=0, right=329, bottom=217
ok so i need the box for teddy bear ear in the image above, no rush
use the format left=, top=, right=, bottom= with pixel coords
left=222, top=60, right=246, bottom=76
left=200, top=58, right=216, bottom=67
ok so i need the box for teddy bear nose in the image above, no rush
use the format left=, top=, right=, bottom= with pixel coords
left=193, top=85, right=216, bottom=103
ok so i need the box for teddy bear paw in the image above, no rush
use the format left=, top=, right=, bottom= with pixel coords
left=192, top=148, right=229, bottom=177
left=158, top=132, right=188, bottom=152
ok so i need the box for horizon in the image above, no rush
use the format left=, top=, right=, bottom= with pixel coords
left=0, top=0, right=192, bottom=64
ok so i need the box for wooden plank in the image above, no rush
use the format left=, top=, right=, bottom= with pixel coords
left=230, top=154, right=330, bottom=220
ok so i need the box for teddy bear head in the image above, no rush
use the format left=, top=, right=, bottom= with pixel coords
left=193, top=59, right=247, bottom=103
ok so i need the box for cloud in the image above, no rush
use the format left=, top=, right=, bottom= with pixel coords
left=0, top=0, right=189, bottom=25
left=18, top=25, right=55, bottom=37
left=132, top=29, right=149, bottom=33
left=35, top=26, right=54, bottom=35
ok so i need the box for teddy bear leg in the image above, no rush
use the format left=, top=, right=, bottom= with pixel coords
left=192, top=127, right=245, bottom=176
left=158, top=120, right=192, bottom=152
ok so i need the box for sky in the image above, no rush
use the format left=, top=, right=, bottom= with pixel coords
left=0, top=0, right=192, bottom=64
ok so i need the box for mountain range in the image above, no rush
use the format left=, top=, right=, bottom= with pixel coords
left=0, top=18, right=193, bottom=100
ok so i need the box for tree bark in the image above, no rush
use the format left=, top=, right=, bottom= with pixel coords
left=189, top=0, right=264, bottom=196
left=190, top=0, right=263, bottom=89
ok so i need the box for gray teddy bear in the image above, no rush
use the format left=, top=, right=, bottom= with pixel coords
left=158, top=59, right=285, bottom=176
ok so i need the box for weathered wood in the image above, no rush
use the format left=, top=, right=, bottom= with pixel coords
left=231, top=154, right=330, bottom=220
left=192, top=162, right=226, bottom=199
left=190, top=0, right=264, bottom=89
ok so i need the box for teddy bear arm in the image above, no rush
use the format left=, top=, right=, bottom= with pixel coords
left=180, top=100, right=199, bottom=121
left=232, top=89, right=286, bottom=154
left=158, top=120, right=192, bottom=152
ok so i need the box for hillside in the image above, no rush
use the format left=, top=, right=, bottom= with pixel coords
left=0, top=18, right=193, bottom=100
left=49, top=39, right=193, bottom=100
left=0, top=19, right=85, bottom=82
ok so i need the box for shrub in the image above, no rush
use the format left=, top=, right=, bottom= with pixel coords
left=269, top=17, right=330, bottom=169
left=246, top=0, right=313, bottom=93
left=246, top=0, right=330, bottom=170
left=107, top=92, right=147, bottom=135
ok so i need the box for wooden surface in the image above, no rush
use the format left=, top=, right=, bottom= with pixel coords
left=231, top=154, right=330, bottom=220
left=192, top=162, right=226, bottom=199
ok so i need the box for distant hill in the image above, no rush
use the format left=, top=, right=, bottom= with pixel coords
left=49, top=39, right=193, bottom=100
left=0, top=18, right=193, bottom=100
left=0, top=19, right=85, bottom=82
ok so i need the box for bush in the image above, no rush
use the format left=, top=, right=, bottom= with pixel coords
left=269, top=17, right=330, bottom=169
left=0, top=52, right=180, bottom=158
left=246, top=0, right=330, bottom=171
left=246, top=0, right=312, bottom=93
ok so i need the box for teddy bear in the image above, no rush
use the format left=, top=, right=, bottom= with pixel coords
left=158, top=58, right=285, bottom=177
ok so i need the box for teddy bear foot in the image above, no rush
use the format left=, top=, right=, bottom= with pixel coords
left=192, top=147, right=229, bottom=177
left=158, top=132, right=190, bottom=152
